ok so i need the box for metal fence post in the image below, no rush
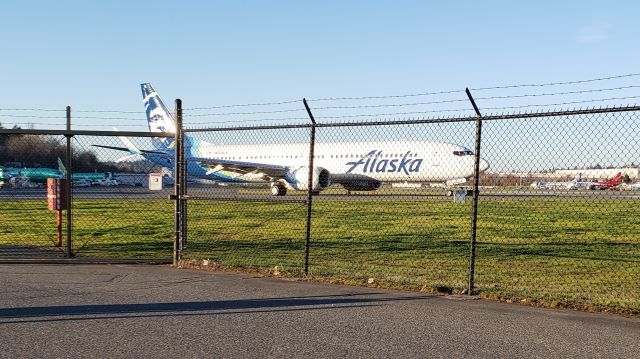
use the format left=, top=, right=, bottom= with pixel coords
left=465, top=88, right=483, bottom=295
left=65, top=106, right=74, bottom=258
left=180, top=105, right=188, bottom=252
left=173, top=99, right=183, bottom=265
left=302, top=98, right=317, bottom=276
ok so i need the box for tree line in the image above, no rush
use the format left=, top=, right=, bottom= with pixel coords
left=0, top=123, right=158, bottom=173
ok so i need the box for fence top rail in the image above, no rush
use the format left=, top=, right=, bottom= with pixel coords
left=183, top=105, right=640, bottom=133
left=0, top=129, right=175, bottom=137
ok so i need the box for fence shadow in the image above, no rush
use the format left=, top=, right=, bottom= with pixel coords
left=0, top=293, right=434, bottom=324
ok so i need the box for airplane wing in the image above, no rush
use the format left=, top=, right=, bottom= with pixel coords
left=92, top=145, right=169, bottom=156
left=92, top=143, right=287, bottom=178
left=190, top=157, right=380, bottom=190
left=187, top=156, right=288, bottom=179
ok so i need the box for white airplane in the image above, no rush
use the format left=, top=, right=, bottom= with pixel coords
left=96, top=84, right=490, bottom=196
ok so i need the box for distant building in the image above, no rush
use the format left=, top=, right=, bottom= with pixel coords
left=481, top=167, right=638, bottom=187
left=554, top=168, right=639, bottom=181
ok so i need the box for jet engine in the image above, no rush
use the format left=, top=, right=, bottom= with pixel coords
left=285, top=166, right=331, bottom=192
left=339, top=179, right=382, bottom=191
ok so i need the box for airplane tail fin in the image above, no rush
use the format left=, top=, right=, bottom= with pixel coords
left=57, top=158, right=66, bottom=176
left=141, top=83, right=176, bottom=151
left=611, top=172, right=622, bottom=183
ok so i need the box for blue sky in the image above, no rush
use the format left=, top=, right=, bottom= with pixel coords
left=1, top=0, right=639, bottom=172
left=0, top=1, right=637, bottom=114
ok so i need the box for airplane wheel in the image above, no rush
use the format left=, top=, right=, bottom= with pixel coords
left=271, top=184, right=287, bottom=196
left=446, top=190, right=453, bottom=197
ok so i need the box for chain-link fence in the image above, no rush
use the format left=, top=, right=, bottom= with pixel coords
left=0, top=128, right=175, bottom=261
left=1, top=100, right=639, bottom=314
left=179, top=106, right=640, bottom=314
left=474, top=109, right=640, bottom=312
left=0, top=133, right=69, bottom=258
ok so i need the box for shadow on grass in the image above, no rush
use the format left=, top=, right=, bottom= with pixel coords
left=0, top=293, right=433, bottom=324
left=478, top=242, right=640, bottom=263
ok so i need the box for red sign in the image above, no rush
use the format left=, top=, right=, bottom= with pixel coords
left=47, top=178, right=68, bottom=211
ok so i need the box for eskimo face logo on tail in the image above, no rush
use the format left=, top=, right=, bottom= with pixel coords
left=141, top=83, right=176, bottom=150
left=346, top=150, right=423, bottom=175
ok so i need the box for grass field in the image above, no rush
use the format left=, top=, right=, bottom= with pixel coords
left=1, top=197, right=638, bottom=314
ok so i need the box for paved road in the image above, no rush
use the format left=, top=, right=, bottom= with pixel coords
left=0, top=264, right=638, bottom=358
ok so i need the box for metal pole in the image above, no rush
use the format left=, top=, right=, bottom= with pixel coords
left=465, top=88, right=483, bottom=295
left=181, top=107, right=188, bottom=251
left=65, top=106, right=73, bottom=257
left=56, top=210, right=63, bottom=247
left=173, top=99, right=183, bottom=265
left=302, top=98, right=317, bottom=276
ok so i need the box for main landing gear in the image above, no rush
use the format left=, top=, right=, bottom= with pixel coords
left=271, top=183, right=287, bottom=196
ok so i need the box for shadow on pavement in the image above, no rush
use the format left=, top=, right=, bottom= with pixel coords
left=0, top=293, right=434, bottom=324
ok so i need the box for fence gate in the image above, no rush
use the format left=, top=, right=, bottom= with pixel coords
left=0, top=127, right=175, bottom=261
left=0, top=131, right=70, bottom=258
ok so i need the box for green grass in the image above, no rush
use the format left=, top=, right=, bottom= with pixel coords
left=1, top=197, right=638, bottom=314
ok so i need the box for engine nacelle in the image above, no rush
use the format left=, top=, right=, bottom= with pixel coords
left=285, top=166, right=331, bottom=192
left=340, top=179, right=381, bottom=191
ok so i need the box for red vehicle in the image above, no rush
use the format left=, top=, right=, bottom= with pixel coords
left=589, top=172, right=622, bottom=190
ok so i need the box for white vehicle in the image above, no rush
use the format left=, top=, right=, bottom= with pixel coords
left=620, top=182, right=640, bottom=191
left=532, top=179, right=583, bottom=190
left=73, top=179, right=91, bottom=187
left=95, top=84, right=490, bottom=196
left=95, top=178, right=119, bottom=186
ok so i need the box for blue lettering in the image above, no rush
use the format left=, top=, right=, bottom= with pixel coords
left=363, top=157, right=371, bottom=173
left=409, top=159, right=422, bottom=173
left=345, top=150, right=423, bottom=174
left=369, top=152, right=379, bottom=172
left=388, top=159, right=398, bottom=172
left=346, top=150, right=376, bottom=173
left=398, top=152, right=412, bottom=175
left=375, top=159, right=388, bottom=172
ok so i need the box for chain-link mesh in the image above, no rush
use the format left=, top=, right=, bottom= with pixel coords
left=475, top=110, right=640, bottom=312
left=182, top=127, right=309, bottom=275
left=0, top=130, right=175, bottom=260
left=306, top=122, right=476, bottom=292
left=70, top=135, right=174, bottom=259
left=181, top=108, right=640, bottom=314
left=2, top=105, right=639, bottom=314
left=0, top=133, right=68, bottom=257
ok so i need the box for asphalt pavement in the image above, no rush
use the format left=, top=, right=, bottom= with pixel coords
left=0, top=264, right=638, bottom=358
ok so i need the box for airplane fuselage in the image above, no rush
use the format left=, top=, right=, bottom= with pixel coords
left=178, top=139, right=488, bottom=184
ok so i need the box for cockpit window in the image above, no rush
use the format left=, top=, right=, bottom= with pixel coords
left=453, top=150, right=474, bottom=156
